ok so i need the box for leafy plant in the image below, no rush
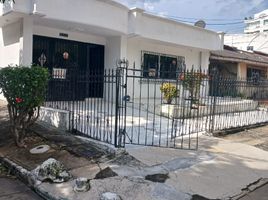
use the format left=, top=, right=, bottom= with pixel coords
left=160, top=83, right=178, bottom=104
left=180, top=71, right=207, bottom=101
left=0, top=66, right=49, bottom=147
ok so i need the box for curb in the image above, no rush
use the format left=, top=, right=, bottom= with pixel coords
left=0, top=156, right=65, bottom=200
left=229, top=178, right=268, bottom=200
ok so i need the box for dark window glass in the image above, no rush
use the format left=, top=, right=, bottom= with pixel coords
left=143, top=53, right=159, bottom=78
left=142, top=52, right=185, bottom=80
left=160, top=56, right=177, bottom=79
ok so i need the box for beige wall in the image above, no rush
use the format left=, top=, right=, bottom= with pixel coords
left=237, top=62, right=247, bottom=79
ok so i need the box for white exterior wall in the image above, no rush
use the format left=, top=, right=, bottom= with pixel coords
left=225, top=33, right=268, bottom=54
left=1, top=0, right=129, bottom=34
left=33, top=0, right=129, bottom=35
left=126, top=38, right=210, bottom=99
left=0, top=21, right=22, bottom=100
left=128, top=9, right=223, bottom=51
left=105, top=36, right=128, bottom=69
left=0, top=21, right=21, bottom=67
left=127, top=38, right=210, bottom=69
left=33, top=25, right=106, bottom=45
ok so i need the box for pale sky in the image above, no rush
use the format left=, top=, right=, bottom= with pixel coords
left=116, top=0, right=268, bottom=33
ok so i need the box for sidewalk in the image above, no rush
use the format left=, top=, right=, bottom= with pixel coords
left=0, top=177, right=43, bottom=200
left=126, top=135, right=268, bottom=199
left=0, top=161, right=42, bottom=200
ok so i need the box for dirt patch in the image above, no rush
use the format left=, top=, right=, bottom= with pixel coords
left=0, top=104, right=110, bottom=178
left=219, top=126, right=268, bottom=151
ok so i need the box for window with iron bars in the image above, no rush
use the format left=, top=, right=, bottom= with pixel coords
left=142, top=51, right=185, bottom=80
left=247, top=67, right=267, bottom=84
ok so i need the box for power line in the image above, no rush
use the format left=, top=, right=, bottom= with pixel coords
left=166, top=17, right=244, bottom=26
left=146, top=11, right=268, bottom=26
left=256, top=39, right=268, bottom=50
left=224, top=26, right=245, bottom=33
left=146, top=12, right=244, bottom=25
left=146, top=11, right=244, bottom=22
left=158, top=15, right=243, bottom=21
left=225, top=26, right=245, bottom=30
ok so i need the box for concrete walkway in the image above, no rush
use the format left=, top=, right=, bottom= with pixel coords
left=0, top=177, right=43, bottom=200
left=126, top=135, right=268, bottom=199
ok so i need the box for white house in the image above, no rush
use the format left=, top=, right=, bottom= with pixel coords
left=0, top=0, right=223, bottom=101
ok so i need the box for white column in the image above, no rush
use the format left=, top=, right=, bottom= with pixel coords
left=19, top=16, right=33, bottom=66
left=105, top=35, right=128, bottom=69
left=120, top=35, right=128, bottom=60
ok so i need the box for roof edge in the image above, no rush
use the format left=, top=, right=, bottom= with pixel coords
left=98, top=0, right=129, bottom=10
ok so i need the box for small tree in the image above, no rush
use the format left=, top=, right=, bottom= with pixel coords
left=160, top=83, right=178, bottom=104
left=0, top=66, right=49, bottom=147
left=180, top=71, right=207, bottom=104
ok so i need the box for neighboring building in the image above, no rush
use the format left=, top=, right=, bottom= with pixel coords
left=210, top=45, right=268, bottom=80
left=0, top=0, right=223, bottom=100
left=225, top=9, right=268, bottom=54
left=244, top=9, right=268, bottom=34
left=225, top=32, right=268, bottom=54
left=210, top=45, right=268, bottom=98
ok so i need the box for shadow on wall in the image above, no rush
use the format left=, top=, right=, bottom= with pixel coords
left=1, top=21, right=21, bottom=46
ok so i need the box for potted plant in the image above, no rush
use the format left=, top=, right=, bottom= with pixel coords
left=160, top=83, right=178, bottom=104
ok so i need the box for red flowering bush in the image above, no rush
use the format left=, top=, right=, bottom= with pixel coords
left=0, top=66, right=49, bottom=147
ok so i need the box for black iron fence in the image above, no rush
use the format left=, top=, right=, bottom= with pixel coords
left=43, top=66, right=268, bottom=149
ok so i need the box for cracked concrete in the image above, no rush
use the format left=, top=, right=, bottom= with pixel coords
left=126, top=135, right=268, bottom=199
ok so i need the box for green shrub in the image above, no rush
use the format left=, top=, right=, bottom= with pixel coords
left=0, top=65, right=49, bottom=147
left=160, top=83, right=178, bottom=104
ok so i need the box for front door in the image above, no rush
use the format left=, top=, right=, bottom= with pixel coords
left=32, top=35, right=104, bottom=101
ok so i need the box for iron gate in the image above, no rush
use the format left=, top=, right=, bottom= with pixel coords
left=45, top=67, right=126, bottom=147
